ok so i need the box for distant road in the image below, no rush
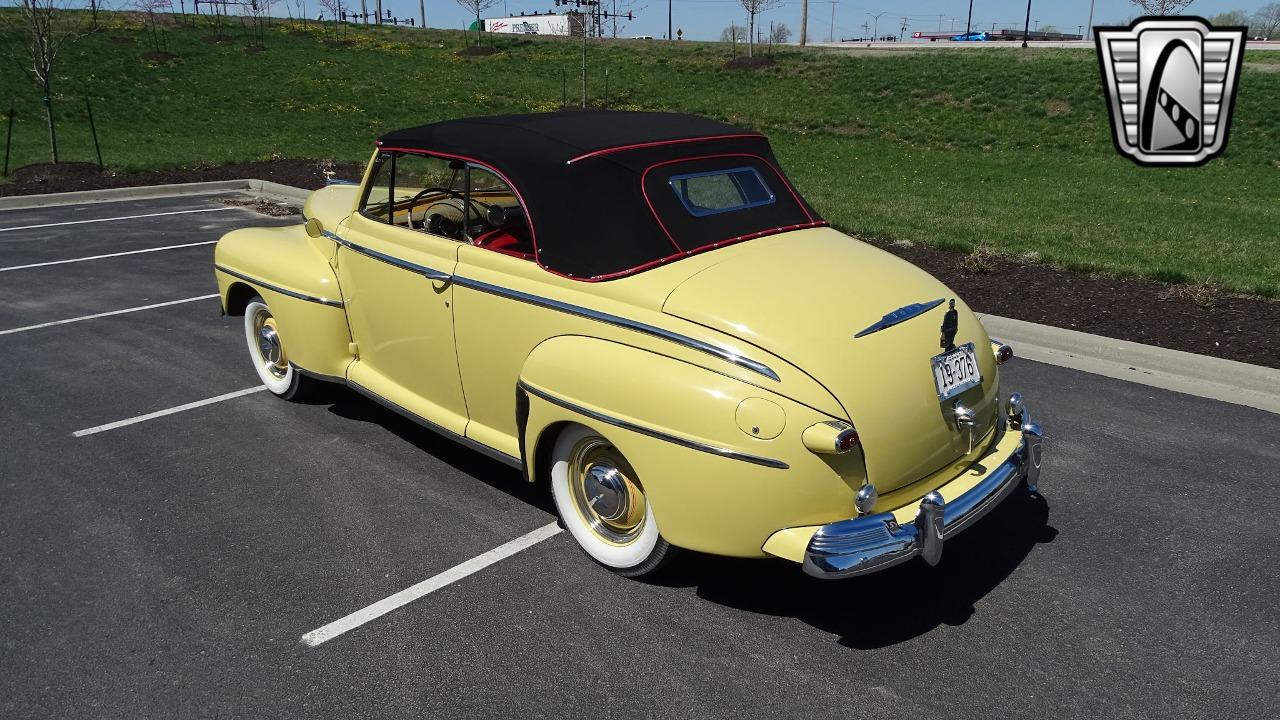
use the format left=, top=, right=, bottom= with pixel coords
left=805, top=40, right=1280, bottom=51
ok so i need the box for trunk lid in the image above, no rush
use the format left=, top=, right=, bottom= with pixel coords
left=662, top=228, right=999, bottom=492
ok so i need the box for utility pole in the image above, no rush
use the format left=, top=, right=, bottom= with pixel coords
left=1033, top=19, right=1039, bottom=31
left=800, top=0, right=808, bottom=45
left=612, top=0, right=617, bottom=37
left=861, top=20, right=868, bottom=39
left=936, top=13, right=943, bottom=31
left=868, top=11, right=885, bottom=42
left=419, top=0, right=425, bottom=29
left=899, top=16, right=908, bottom=40
left=667, top=0, right=672, bottom=41
left=1021, top=0, right=1031, bottom=48
left=827, top=0, right=837, bottom=43
left=965, top=0, right=973, bottom=36
left=1085, top=0, right=1095, bottom=40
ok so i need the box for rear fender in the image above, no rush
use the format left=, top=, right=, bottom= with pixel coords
left=519, top=335, right=866, bottom=557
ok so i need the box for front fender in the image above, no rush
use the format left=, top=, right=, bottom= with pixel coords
left=214, top=224, right=351, bottom=379
left=519, top=336, right=867, bottom=557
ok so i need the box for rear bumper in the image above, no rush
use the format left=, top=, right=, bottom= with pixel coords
left=802, top=398, right=1044, bottom=579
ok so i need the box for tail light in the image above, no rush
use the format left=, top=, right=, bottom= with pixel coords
left=803, top=421, right=860, bottom=455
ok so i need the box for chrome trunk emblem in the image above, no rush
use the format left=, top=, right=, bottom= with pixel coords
left=854, top=298, right=944, bottom=338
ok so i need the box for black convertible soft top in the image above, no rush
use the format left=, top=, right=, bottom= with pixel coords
left=377, top=111, right=824, bottom=280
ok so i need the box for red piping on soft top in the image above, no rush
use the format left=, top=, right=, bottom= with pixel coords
left=565, top=134, right=768, bottom=165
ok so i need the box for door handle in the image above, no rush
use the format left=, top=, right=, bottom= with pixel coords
left=420, top=267, right=453, bottom=283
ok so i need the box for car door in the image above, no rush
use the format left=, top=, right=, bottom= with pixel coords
left=335, top=150, right=469, bottom=435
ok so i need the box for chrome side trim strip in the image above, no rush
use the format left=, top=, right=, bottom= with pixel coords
left=854, top=297, right=945, bottom=339
left=214, top=265, right=344, bottom=308
left=519, top=381, right=789, bottom=469
left=347, top=380, right=523, bottom=470
left=331, top=234, right=453, bottom=282
left=459, top=276, right=781, bottom=382
left=323, top=230, right=778, bottom=381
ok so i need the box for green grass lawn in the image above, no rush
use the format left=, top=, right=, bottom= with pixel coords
left=2, top=14, right=1277, bottom=296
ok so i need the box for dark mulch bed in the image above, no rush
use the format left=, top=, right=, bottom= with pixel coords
left=723, top=55, right=777, bottom=70
left=456, top=45, right=499, bottom=56
left=2, top=159, right=365, bottom=196
left=141, top=50, right=179, bottom=62
left=1, top=159, right=1274, bottom=369
left=882, top=241, right=1278, bottom=370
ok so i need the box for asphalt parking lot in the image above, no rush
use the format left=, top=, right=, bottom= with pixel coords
left=1, top=193, right=1277, bottom=719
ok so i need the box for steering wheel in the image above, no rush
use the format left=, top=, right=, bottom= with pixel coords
left=405, top=187, right=491, bottom=229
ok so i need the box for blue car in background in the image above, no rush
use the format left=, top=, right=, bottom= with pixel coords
left=950, top=32, right=989, bottom=41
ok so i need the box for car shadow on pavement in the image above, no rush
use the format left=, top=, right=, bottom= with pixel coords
left=652, top=489, right=1057, bottom=649
left=323, top=388, right=557, bottom=515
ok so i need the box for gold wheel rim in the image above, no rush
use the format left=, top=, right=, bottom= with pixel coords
left=251, top=308, right=289, bottom=378
left=567, top=436, right=647, bottom=545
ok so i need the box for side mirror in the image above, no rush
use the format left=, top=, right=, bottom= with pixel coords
left=304, top=217, right=324, bottom=238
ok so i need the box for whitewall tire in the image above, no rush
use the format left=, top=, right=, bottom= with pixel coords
left=550, top=423, right=677, bottom=577
left=243, top=297, right=312, bottom=400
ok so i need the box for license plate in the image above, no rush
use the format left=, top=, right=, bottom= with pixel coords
left=931, top=343, right=982, bottom=401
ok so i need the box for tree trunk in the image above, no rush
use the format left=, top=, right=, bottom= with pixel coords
left=376, top=0, right=381, bottom=23
left=42, top=79, right=57, bottom=164
left=747, top=13, right=754, bottom=57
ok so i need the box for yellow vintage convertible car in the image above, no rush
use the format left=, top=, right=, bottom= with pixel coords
left=213, top=111, right=1044, bottom=578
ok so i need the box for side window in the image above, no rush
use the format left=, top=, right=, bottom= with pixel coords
left=465, top=165, right=535, bottom=261
left=359, top=151, right=464, bottom=240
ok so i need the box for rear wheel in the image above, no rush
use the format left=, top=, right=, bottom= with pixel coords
left=243, top=296, right=315, bottom=401
left=550, top=424, right=677, bottom=577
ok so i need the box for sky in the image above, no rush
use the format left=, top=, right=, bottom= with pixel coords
left=393, top=0, right=1269, bottom=42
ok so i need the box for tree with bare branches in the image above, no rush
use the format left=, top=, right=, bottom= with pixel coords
left=1128, top=0, right=1195, bottom=15
left=1, top=0, right=90, bottom=163
left=133, top=0, right=174, bottom=57
left=455, top=0, right=499, bottom=46
left=1252, top=3, right=1280, bottom=38
left=739, top=0, right=781, bottom=57
left=317, top=0, right=345, bottom=35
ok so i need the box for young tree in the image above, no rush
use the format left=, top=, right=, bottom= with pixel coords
left=317, top=0, right=344, bottom=34
left=1253, top=3, right=1280, bottom=38
left=1127, top=0, right=1194, bottom=15
left=134, top=0, right=174, bottom=55
left=1, top=0, right=89, bottom=163
left=720, top=23, right=745, bottom=42
left=738, top=0, right=781, bottom=56
left=455, top=0, right=498, bottom=45
left=769, top=21, right=791, bottom=44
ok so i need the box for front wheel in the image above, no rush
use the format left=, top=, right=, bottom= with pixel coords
left=243, top=296, right=315, bottom=401
left=550, top=424, right=678, bottom=577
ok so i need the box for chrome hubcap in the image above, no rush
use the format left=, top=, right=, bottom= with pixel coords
left=258, top=325, right=281, bottom=365
left=568, top=437, right=646, bottom=544
left=251, top=308, right=288, bottom=379
left=582, top=462, right=629, bottom=522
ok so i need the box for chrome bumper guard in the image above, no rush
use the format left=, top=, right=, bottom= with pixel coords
left=802, top=396, right=1044, bottom=579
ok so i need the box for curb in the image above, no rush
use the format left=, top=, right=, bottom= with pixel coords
left=980, top=314, right=1280, bottom=415
left=0, top=178, right=311, bottom=210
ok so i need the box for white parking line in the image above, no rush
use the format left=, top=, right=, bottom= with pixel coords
left=0, top=294, right=218, bottom=336
left=0, top=240, right=217, bottom=272
left=72, top=386, right=268, bottom=437
left=0, top=206, right=234, bottom=233
left=300, top=521, right=564, bottom=648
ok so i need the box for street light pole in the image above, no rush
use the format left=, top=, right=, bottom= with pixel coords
left=800, top=0, right=808, bottom=45
left=1085, top=0, right=1095, bottom=40
left=965, top=0, right=973, bottom=37
left=869, top=11, right=885, bottom=42
left=668, top=0, right=672, bottom=41
left=1021, top=0, right=1031, bottom=48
